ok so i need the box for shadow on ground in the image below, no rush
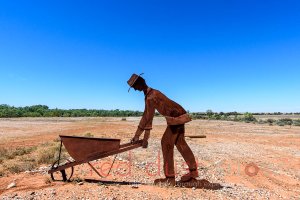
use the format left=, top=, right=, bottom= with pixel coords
left=85, top=179, right=141, bottom=186
left=176, top=179, right=223, bottom=190
left=85, top=178, right=223, bottom=190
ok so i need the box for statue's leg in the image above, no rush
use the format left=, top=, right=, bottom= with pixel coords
left=154, top=125, right=176, bottom=186
left=161, top=125, right=176, bottom=177
left=175, top=125, right=198, bottom=181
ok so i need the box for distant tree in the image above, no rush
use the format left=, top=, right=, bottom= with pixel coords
left=243, top=112, right=257, bottom=123
left=206, top=110, right=213, bottom=119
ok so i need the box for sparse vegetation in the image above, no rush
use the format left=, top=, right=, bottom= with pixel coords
left=3, top=159, right=36, bottom=173
left=36, top=142, right=68, bottom=164
left=0, top=166, right=5, bottom=177
left=243, top=112, right=257, bottom=123
left=84, top=132, right=94, bottom=138
left=44, top=176, right=52, bottom=184
left=0, top=141, right=69, bottom=176
left=1, top=104, right=299, bottom=128
left=266, top=119, right=275, bottom=125
left=0, top=146, right=37, bottom=163
left=293, top=119, right=300, bottom=126
left=191, top=110, right=300, bottom=127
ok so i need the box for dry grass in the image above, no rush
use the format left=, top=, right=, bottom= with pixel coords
left=44, top=176, right=52, bottom=184
left=83, top=132, right=94, bottom=137
left=0, top=146, right=37, bottom=163
left=0, top=165, right=4, bottom=177
left=36, top=141, right=68, bottom=164
left=0, top=140, right=68, bottom=176
left=2, top=159, right=36, bottom=173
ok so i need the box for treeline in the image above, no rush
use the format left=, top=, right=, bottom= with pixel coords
left=1, top=105, right=299, bottom=126
left=190, top=110, right=300, bottom=126
left=0, top=104, right=143, bottom=118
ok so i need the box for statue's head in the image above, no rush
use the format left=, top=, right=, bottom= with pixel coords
left=127, top=73, right=147, bottom=92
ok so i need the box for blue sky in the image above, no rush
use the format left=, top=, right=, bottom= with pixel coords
left=0, top=0, right=299, bottom=112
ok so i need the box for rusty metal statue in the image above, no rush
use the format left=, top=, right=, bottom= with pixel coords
left=127, top=73, right=198, bottom=186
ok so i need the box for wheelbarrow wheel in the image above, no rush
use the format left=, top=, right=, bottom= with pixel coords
left=50, top=158, right=74, bottom=182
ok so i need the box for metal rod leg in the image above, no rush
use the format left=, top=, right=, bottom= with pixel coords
left=88, top=162, right=104, bottom=178
left=58, top=140, right=63, bottom=166
left=61, top=170, right=67, bottom=181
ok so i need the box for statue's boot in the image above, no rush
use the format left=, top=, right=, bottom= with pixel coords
left=180, top=169, right=199, bottom=182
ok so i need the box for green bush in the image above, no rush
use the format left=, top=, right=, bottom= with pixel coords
left=293, top=119, right=300, bottom=126
left=277, top=121, right=285, bottom=126
left=266, top=119, right=275, bottom=124
left=277, top=118, right=293, bottom=126
left=243, top=112, right=257, bottom=123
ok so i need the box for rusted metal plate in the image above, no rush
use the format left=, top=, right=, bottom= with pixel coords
left=60, top=135, right=120, bottom=161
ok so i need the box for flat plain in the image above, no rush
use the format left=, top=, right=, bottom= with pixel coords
left=0, top=117, right=299, bottom=199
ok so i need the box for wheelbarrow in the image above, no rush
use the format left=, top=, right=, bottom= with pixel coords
left=48, top=135, right=146, bottom=181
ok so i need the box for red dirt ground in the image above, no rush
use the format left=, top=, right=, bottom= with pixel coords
left=0, top=117, right=299, bottom=199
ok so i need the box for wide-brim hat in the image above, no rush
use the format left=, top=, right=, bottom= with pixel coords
left=127, top=73, right=144, bottom=92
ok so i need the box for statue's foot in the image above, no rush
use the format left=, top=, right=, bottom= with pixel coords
left=180, top=169, right=198, bottom=182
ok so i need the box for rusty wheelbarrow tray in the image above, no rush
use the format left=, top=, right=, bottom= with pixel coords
left=48, top=135, right=143, bottom=181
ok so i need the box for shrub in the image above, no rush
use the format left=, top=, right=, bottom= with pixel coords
left=277, top=118, right=293, bottom=126
left=243, top=112, right=257, bottom=123
left=277, top=121, right=285, bottom=126
left=84, top=132, right=94, bottom=137
left=266, top=119, right=275, bottom=124
left=293, top=119, right=300, bottom=126
left=233, top=115, right=240, bottom=121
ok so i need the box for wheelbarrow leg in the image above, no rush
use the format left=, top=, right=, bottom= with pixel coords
left=61, top=170, right=67, bottom=181
left=88, top=162, right=103, bottom=178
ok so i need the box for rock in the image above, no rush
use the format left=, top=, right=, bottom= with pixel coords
left=7, top=182, right=16, bottom=189
left=30, top=191, right=35, bottom=195
left=50, top=189, right=56, bottom=195
left=78, top=182, right=84, bottom=185
left=131, top=184, right=139, bottom=189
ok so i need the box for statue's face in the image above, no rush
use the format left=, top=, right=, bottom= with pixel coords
left=132, top=83, right=143, bottom=91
